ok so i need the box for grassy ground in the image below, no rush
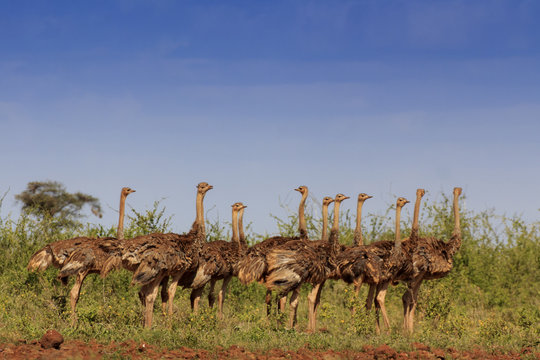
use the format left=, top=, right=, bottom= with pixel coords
left=0, top=195, right=538, bottom=354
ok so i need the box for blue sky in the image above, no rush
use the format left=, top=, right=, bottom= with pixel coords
left=1, top=1, right=539, bottom=235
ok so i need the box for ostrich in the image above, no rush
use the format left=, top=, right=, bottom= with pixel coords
left=401, top=187, right=462, bottom=334
left=336, top=195, right=411, bottom=333
left=210, top=202, right=249, bottom=317
left=27, top=187, right=135, bottom=274
left=27, top=187, right=135, bottom=326
left=292, top=195, right=334, bottom=324
left=370, top=196, right=410, bottom=333
left=331, top=193, right=373, bottom=310
left=237, top=185, right=309, bottom=314
left=350, top=193, right=373, bottom=297
left=261, top=195, right=334, bottom=324
left=100, top=182, right=213, bottom=328
left=264, top=193, right=349, bottom=331
left=175, top=202, right=247, bottom=319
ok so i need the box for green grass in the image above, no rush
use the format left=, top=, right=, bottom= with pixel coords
left=0, top=195, right=538, bottom=354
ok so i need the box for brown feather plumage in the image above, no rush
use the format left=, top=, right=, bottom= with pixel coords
left=56, top=237, right=118, bottom=280
left=107, top=230, right=203, bottom=286
left=177, top=239, right=238, bottom=289
left=27, top=237, right=104, bottom=272
left=237, top=186, right=308, bottom=285
left=336, top=240, right=414, bottom=286
left=237, top=235, right=300, bottom=284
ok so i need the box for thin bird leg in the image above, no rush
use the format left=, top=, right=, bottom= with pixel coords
left=207, top=279, right=217, bottom=307
left=408, top=276, right=424, bottom=334
left=402, top=274, right=423, bottom=334
left=365, top=284, right=376, bottom=311
left=69, top=271, right=89, bottom=327
left=275, top=293, right=284, bottom=323
left=375, top=282, right=391, bottom=334
left=307, top=282, right=325, bottom=332
left=402, top=286, right=412, bottom=332
left=354, top=280, right=363, bottom=296
left=141, top=277, right=162, bottom=328
left=160, top=276, right=169, bottom=314
left=351, top=276, right=364, bottom=314
left=265, top=289, right=273, bottom=316
left=166, top=272, right=184, bottom=316
left=307, top=286, right=317, bottom=332
left=217, top=276, right=231, bottom=320
left=191, top=287, right=204, bottom=314
left=279, top=294, right=288, bottom=313
left=288, top=288, right=300, bottom=329
left=313, top=281, right=325, bottom=330
left=138, top=290, right=145, bottom=308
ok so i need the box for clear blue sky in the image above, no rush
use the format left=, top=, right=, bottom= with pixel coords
left=1, top=1, right=539, bottom=235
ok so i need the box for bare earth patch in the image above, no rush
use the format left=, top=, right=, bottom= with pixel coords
left=0, top=340, right=537, bottom=359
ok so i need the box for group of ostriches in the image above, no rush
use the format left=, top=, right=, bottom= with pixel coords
left=28, top=183, right=462, bottom=334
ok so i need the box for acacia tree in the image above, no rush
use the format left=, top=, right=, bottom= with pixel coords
left=15, top=181, right=102, bottom=224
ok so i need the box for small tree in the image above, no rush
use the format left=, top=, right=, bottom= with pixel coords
left=15, top=181, right=102, bottom=226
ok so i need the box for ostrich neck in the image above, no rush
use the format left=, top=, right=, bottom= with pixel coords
left=196, top=192, right=206, bottom=240
left=453, top=192, right=461, bottom=236
left=447, top=190, right=462, bottom=257
left=321, top=203, right=329, bottom=242
left=117, top=192, right=128, bottom=240
left=231, top=208, right=239, bottom=243
left=411, top=193, right=423, bottom=241
left=395, top=204, right=403, bottom=251
left=238, top=208, right=247, bottom=250
left=353, top=200, right=365, bottom=246
left=329, top=200, right=342, bottom=246
left=298, top=191, right=308, bottom=239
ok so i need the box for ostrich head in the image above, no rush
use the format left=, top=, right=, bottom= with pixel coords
left=416, top=189, right=425, bottom=197
left=295, top=185, right=308, bottom=195
left=454, top=187, right=462, bottom=196
left=396, top=197, right=410, bottom=208
left=322, top=196, right=334, bottom=206
left=197, top=182, right=213, bottom=194
left=358, top=193, right=372, bottom=202
left=121, top=187, right=136, bottom=197
left=232, top=202, right=247, bottom=211
left=335, top=193, right=350, bottom=203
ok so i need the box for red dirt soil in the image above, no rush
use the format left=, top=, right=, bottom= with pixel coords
left=0, top=340, right=537, bottom=359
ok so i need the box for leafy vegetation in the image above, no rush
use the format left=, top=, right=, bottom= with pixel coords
left=14, top=181, right=102, bottom=227
left=0, top=193, right=538, bottom=354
